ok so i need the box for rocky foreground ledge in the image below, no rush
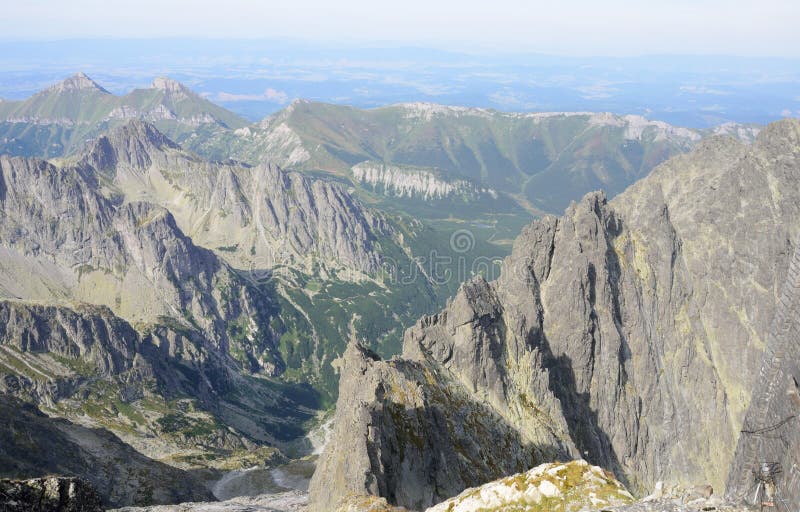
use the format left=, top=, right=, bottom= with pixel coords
left=0, top=476, right=104, bottom=512
left=15, top=461, right=752, bottom=512
left=332, top=460, right=753, bottom=512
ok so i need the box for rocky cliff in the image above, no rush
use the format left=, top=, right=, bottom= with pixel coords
left=78, top=120, right=390, bottom=276
left=0, top=149, right=283, bottom=375
left=310, top=119, right=800, bottom=510
left=308, top=341, right=566, bottom=510
left=726, top=243, right=800, bottom=506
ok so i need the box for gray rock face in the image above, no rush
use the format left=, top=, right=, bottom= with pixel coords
left=79, top=120, right=389, bottom=276
left=0, top=145, right=283, bottom=376
left=0, top=301, right=146, bottom=405
left=0, top=476, right=104, bottom=512
left=307, top=342, right=563, bottom=511
left=0, top=154, right=121, bottom=271
left=726, top=243, right=800, bottom=508
left=312, top=119, right=800, bottom=509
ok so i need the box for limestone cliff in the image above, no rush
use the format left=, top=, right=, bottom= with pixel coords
left=351, top=161, right=496, bottom=201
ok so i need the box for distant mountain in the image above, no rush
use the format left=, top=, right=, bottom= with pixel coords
left=112, top=77, right=248, bottom=133
left=0, top=76, right=761, bottom=217
left=77, top=120, right=388, bottom=277
left=0, top=73, right=248, bottom=158
left=215, top=100, right=760, bottom=213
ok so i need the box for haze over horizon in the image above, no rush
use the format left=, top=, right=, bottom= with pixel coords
left=3, top=0, right=800, bottom=57
left=1, top=2, right=798, bottom=127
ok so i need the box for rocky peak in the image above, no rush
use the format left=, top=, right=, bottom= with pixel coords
left=309, top=338, right=565, bottom=511
left=47, top=72, right=109, bottom=94
left=79, top=120, right=180, bottom=171
left=151, top=76, right=192, bottom=99
left=258, top=98, right=309, bottom=129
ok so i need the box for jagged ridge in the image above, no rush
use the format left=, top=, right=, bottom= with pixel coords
left=311, top=119, right=800, bottom=509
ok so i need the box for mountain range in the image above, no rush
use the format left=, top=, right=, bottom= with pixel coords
left=0, top=73, right=246, bottom=159
left=0, top=74, right=760, bottom=216
left=0, top=72, right=797, bottom=511
left=0, top=117, right=436, bottom=507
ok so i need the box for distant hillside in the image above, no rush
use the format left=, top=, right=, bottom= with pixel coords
left=0, top=77, right=761, bottom=215
left=0, top=73, right=248, bottom=158
left=212, top=100, right=760, bottom=213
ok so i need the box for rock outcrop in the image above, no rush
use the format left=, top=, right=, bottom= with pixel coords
left=307, top=342, right=565, bottom=511
left=427, top=460, right=634, bottom=512
left=311, top=119, right=800, bottom=509
left=0, top=476, right=104, bottom=512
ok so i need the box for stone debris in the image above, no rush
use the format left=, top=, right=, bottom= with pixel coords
left=0, top=477, right=104, bottom=512
left=110, top=490, right=308, bottom=512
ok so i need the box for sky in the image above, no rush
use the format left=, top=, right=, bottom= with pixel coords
left=2, top=0, right=799, bottom=57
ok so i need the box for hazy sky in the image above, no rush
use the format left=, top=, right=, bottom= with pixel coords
left=2, top=0, right=799, bottom=57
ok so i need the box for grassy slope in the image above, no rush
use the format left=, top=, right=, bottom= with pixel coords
left=231, top=102, right=698, bottom=214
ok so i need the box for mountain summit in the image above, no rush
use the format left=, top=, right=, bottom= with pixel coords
left=0, top=73, right=248, bottom=158
left=47, top=72, right=110, bottom=94
left=151, top=76, right=192, bottom=98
